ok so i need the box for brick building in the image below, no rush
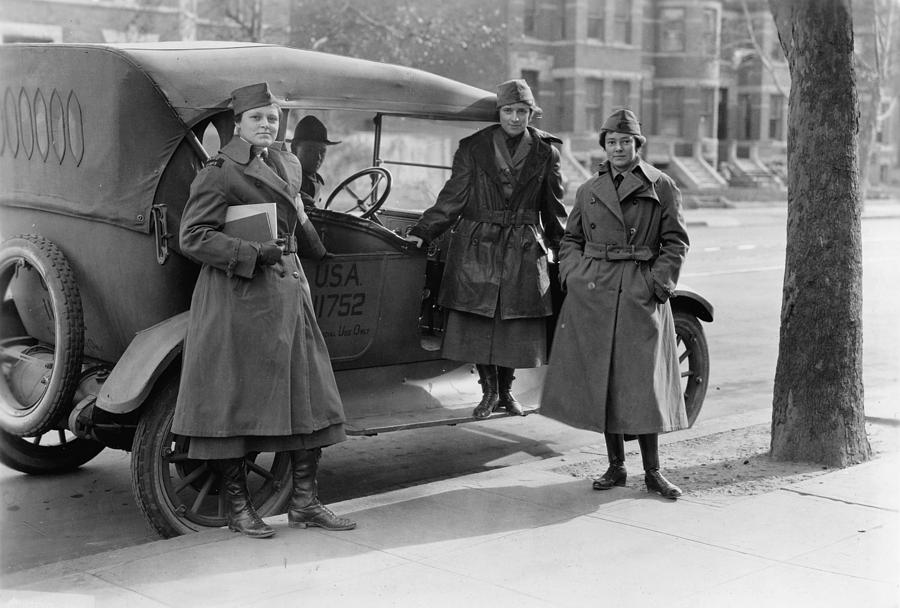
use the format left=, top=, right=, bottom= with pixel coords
left=2, top=0, right=896, bottom=193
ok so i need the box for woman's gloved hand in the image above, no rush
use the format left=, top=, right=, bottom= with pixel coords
left=256, top=239, right=284, bottom=266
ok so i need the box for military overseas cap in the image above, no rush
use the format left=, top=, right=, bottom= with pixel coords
left=231, top=82, right=278, bottom=115
left=496, top=79, right=542, bottom=116
left=599, top=108, right=646, bottom=147
left=293, top=116, right=341, bottom=145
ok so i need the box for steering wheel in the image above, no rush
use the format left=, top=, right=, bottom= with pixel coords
left=323, top=167, right=393, bottom=220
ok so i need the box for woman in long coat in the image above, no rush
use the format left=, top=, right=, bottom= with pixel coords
left=173, top=83, right=355, bottom=537
left=406, top=79, right=567, bottom=419
left=540, top=109, right=689, bottom=499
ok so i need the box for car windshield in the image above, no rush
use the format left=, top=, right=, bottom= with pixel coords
left=200, top=110, right=493, bottom=214
left=375, top=115, right=492, bottom=212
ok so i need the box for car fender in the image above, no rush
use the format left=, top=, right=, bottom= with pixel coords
left=671, top=285, right=714, bottom=323
left=95, top=312, right=188, bottom=414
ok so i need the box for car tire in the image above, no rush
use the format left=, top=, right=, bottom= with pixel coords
left=0, top=427, right=103, bottom=474
left=130, top=364, right=293, bottom=538
left=0, top=235, right=84, bottom=436
left=674, top=309, right=709, bottom=427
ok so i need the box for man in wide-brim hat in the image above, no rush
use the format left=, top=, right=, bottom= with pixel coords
left=291, top=115, right=341, bottom=208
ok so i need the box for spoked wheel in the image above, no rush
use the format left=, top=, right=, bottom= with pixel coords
left=0, top=235, right=84, bottom=439
left=131, top=365, right=292, bottom=538
left=0, top=426, right=103, bottom=474
left=673, top=309, right=709, bottom=427
left=323, top=167, right=392, bottom=220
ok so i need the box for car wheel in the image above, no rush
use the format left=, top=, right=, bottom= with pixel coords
left=674, top=309, right=709, bottom=427
left=130, top=364, right=292, bottom=538
left=0, top=427, right=103, bottom=474
left=0, top=235, right=84, bottom=436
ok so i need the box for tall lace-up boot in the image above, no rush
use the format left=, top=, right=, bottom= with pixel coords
left=472, top=364, right=499, bottom=419
left=593, top=433, right=627, bottom=490
left=288, top=448, right=356, bottom=530
left=638, top=433, right=683, bottom=499
left=496, top=366, right=525, bottom=416
left=212, top=458, right=275, bottom=538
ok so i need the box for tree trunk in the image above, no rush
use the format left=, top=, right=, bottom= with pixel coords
left=768, top=0, right=870, bottom=466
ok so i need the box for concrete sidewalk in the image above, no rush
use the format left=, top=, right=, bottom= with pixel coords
left=1, top=445, right=897, bottom=607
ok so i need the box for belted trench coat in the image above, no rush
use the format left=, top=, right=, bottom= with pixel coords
left=408, top=124, right=567, bottom=319
left=540, top=159, right=690, bottom=434
left=173, top=137, right=345, bottom=438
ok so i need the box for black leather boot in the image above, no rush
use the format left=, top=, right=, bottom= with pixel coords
left=593, top=433, right=627, bottom=490
left=638, top=433, right=682, bottom=499
left=212, top=458, right=275, bottom=538
left=472, top=364, right=499, bottom=419
left=288, top=448, right=356, bottom=530
left=496, top=366, right=525, bottom=416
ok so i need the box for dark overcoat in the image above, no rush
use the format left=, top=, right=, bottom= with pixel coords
left=540, top=159, right=690, bottom=434
left=172, top=137, right=345, bottom=438
left=408, top=124, right=567, bottom=319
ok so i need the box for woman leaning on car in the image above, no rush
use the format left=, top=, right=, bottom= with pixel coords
left=173, top=82, right=356, bottom=538
left=405, top=79, right=568, bottom=421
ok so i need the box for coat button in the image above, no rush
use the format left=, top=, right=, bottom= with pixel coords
left=629, top=228, right=636, bottom=235
left=590, top=222, right=596, bottom=229
left=587, top=281, right=596, bottom=290
left=292, top=271, right=300, bottom=278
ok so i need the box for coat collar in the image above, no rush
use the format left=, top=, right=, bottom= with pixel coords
left=590, top=159, right=663, bottom=224
left=221, top=137, right=299, bottom=208
left=469, top=124, right=555, bottom=204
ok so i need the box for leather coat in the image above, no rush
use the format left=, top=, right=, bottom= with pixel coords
left=408, top=124, right=567, bottom=319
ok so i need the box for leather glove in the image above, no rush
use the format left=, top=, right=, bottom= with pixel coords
left=256, top=239, right=284, bottom=266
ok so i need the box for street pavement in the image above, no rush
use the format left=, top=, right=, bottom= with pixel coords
left=1, top=199, right=898, bottom=607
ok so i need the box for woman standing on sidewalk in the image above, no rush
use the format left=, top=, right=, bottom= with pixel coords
left=173, top=82, right=356, bottom=537
left=540, top=108, right=689, bottom=499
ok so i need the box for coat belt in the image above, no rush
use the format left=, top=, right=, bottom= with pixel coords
left=584, top=242, right=656, bottom=261
left=279, top=234, right=299, bottom=255
left=464, top=209, right=540, bottom=226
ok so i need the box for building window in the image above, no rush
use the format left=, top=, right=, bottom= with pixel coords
left=660, top=8, right=685, bottom=52
left=612, top=80, right=631, bottom=109
left=521, top=69, right=540, bottom=114
left=555, top=78, right=568, bottom=131
left=523, top=0, right=564, bottom=40
left=588, top=0, right=605, bottom=41
left=559, top=0, right=568, bottom=38
left=738, top=93, right=759, bottom=140
left=700, top=88, right=715, bottom=137
left=659, top=87, right=684, bottom=137
left=769, top=94, right=785, bottom=139
left=702, top=7, right=718, bottom=56
left=586, top=79, right=605, bottom=133
left=613, top=0, right=633, bottom=45
left=524, top=0, right=538, bottom=37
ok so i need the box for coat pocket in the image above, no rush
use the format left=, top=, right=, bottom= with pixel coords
left=638, top=263, right=656, bottom=300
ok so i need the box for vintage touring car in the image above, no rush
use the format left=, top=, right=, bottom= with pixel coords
left=0, top=42, right=713, bottom=537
